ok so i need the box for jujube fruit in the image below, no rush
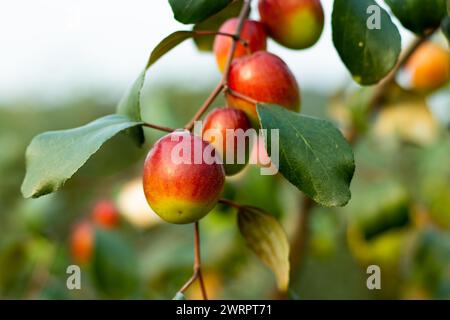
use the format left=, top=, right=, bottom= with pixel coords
left=214, top=18, right=267, bottom=72
left=258, top=0, right=324, bottom=49
left=227, top=51, right=301, bottom=126
left=92, top=200, right=120, bottom=229
left=202, top=108, right=253, bottom=176
left=70, top=220, right=93, bottom=265
left=403, top=42, right=450, bottom=90
left=143, top=132, right=225, bottom=224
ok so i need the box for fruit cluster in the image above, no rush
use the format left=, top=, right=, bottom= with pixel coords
left=143, top=0, right=325, bottom=224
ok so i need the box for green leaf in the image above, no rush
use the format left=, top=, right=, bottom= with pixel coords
left=173, top=292, right=187, bottom=300
left=21, top=115, right=143, bottom=198
left=92, top=229, right=138, bottom=298
left=442, top=15, right=450, bottom=44
left=116, top=31, right=194, bottom=145
left=385, top=0, right=447, bottom=35
left=116, top=71, right=146, bottom=146
left=237, top=206, right=290, bottom=291
left=146, top=31, right=195, bottom=69
left=193, top=0, right=244, bottom=51
left=332, top=0, right=401, bottom=85
left=257, top=104, right=355, bottom=207
left=169, top=0, right=232, bottom=24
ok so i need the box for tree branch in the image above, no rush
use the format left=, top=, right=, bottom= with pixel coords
left=194, top=30, right=249, bottom=47
left=142, top=122, right=176, bottom=133
left=220, top=0, right=252, bottom=84
left=178, top=222, right=208, bottom=300
left=184, top=0, right=253, bottom=131
left=180, top=0, right=253, bottom=300
left=185, top=82, right=225, bottom=130
left=285, top=30, right=437, bottom=299
left=365, top=28, right=436, bottom=120
left=225, top=87, right=258, bottom=104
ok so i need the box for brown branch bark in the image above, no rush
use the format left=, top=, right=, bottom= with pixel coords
left=184, top=0, right=252, bottom=131
left=178, top=222, right=208, bottom=300
left=194, top=30, right=250, bottom=47
left=142, top=122, right=176, bottom=133
left=179, top=0, right=253, bottom=299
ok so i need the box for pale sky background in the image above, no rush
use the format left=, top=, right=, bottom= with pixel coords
left=0, top=0, right=413, bottom=103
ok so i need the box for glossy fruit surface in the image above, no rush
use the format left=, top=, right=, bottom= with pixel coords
left=203, top=108, right=253, bottom=175
left=227, top=51, right=301, bottom=126
left=258, top=0, right=324, bottom=49
left=214, top=18, right=267, bottom=72
left=143, top=132, right=225, bottom=224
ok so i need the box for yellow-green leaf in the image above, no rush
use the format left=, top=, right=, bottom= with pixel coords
left=237, top=206, right=290, bottom=291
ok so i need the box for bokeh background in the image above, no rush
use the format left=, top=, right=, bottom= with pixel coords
left=0, top=1, right=449, bottom=299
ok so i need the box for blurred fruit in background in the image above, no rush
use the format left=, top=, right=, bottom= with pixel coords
left=70, top=220, right=93, bottom=266
left=400, top=41, right=450, bottom=91
left=91, top=200, right=120, bottom=229
left=0, top=85, right=449, bottom=299
left=117, top=178, right=162, bottom=229
left=372, top=99, right=438, bottom=146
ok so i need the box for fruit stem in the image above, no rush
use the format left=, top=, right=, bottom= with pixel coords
left=142, top=122, right=176, bottom=133
left=185, top=83, right=225, bottom=130
left=225, top=86, right=258, bottom=104
left=194, top=30, right=250, bottom=48
left=179, top=222, right=208, bottom=300
left=194, top=221, right=208, bottom=300
left=180, top=1, right=253, bottom=299
left=184, top=0, right=253, bottom=131
left=221, top=0, right=252, bottom=85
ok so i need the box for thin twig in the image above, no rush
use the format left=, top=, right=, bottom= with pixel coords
left=179, top=0, right=253, bottom=300
left=184, top=0, right=252, bottom=130
left=185, top=83, right=225, bottom=130
left=221, top=1, right=252, bottom=84
left=219, top=198, right=243, bottom=210
left=142, top=122, right=176, bottom=133
left=179, top=273, right=197, bottom=293
left=226, top=87, right=258, bottom=104
left=194, top=30, right=249, bottom=47
left=194, top=222, right=208, bottom=300
left=366, top=28, right=436, bottom=116
left=179, top=222, right=208, bottom=300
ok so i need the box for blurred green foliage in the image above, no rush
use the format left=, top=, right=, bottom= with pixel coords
left=0, top=85, right=449, bottom=299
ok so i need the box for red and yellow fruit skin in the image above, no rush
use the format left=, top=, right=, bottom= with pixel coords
left=202, top=108, right=252, bottom=176
left=143, top=132, right=225, bottom=224
left=70, top=221, right=93, bottom=265
left=404, top=42, right=450, bottom=91
left=214, top=18, right=267, bottom=72
left=92, top=200, right=119, bottom=229
left=227, top=51, right=301, bottom=126
left=258, top=0, right=324, bottom=50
